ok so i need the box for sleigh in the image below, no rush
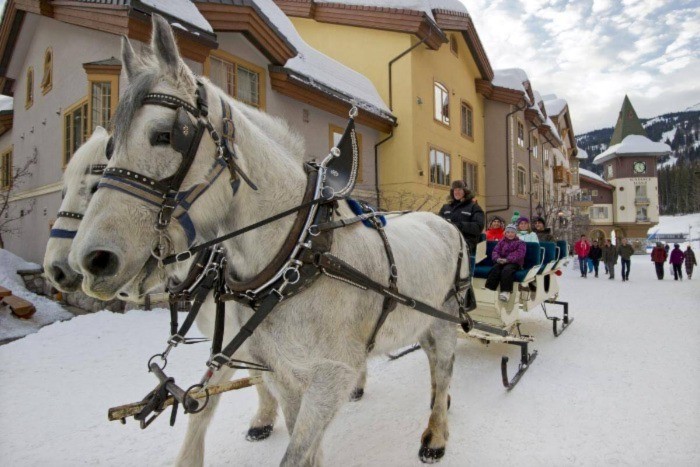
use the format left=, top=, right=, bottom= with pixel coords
left=460, top=239, right=573, bottom=389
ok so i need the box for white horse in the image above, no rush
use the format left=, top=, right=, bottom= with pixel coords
left=42, top=126, right=283, bottom=442
left=71, top=16, right=467, bottom=465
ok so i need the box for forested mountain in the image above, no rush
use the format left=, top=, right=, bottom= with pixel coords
left=576, top=107, right=700, bottom=215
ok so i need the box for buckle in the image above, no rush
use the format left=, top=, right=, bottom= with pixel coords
left=175, top=250, right=193, bottom=263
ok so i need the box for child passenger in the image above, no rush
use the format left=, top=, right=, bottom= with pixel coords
left=485, top=216, right=505, bottom=241
left=485, top=224, right=526, bottom=302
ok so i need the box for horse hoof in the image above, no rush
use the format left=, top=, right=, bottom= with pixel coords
left=349, top=387, right=364, bottom=401
left=418, top=445, right=445, bottom=463
left=246, top=425, right=273, bottom=441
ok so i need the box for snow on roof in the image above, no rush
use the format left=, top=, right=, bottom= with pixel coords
left=593, top=134, right=671, bottom=165
left=576, top=147, right=588, bottom=160
left=141, top=0, right=213, bottom=33
left=579, top=167, right=609, bottom=185
left=545, top=116, right=562, bottom=142
left=542, top=94, right=567, bottom=117
left=258, top=0, right=392, bottom=117
left=492, top=68, right=530, bottom=100
left=319, top=1, right=468, bottom=20
left=0, top=95, right=12, bottom=112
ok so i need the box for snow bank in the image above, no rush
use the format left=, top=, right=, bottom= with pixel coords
left=1, top=257, right=699, bottom=465
left=0, top=249, right=72, bottom=341
left=576, top=147, right=588, bottom=160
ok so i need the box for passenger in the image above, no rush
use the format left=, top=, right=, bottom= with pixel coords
left=650, top=242, right=667, bottom=280
left=617, top=238, right=635, bottom=281
left=574, top=234, right=591, bottom=278
left=602, top=239, right=618, bottom=279
left=588, top=240, right=602, bottom=277
left=684, top=245, right=696, bottom=280
left=485, top=216, right=505, bottom=241
left=669, top=244, right=685, bottom=281
left=438, top=180, right=485, bottom=255
left=532, top=217, right=554, bottom=242
left=484, top=224, right=526, bottom=302
left=515, top=217, right=539, bottom=243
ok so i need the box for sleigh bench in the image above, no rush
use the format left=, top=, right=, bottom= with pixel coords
left=0, top=286, right=11, bottom=298
left=2, top=294, right=37, bottom=319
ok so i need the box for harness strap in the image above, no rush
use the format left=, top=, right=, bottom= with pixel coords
left=57, top=211, right=84, bottom=220
left=49, top=228, right=78, bottom=239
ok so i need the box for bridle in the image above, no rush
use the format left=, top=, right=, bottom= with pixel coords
left=97, top=80, right=256, bottom=255
left=49, top=163, right=107, bottom=240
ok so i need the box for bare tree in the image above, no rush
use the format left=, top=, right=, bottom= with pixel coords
left=0, top=147, right=38, bottom=249
left=379, top=189, right=446, bottom=212
left=536, top=193, right=589, bottom=248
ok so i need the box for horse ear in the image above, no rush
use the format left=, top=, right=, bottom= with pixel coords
left=93, top=126, right=107, bottom=136
left=151, top=14, right=182, bottom=75
left=122, top=36, right=145, bottom=80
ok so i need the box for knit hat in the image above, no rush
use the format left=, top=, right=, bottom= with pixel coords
left=510, top=211, right=520, bottom=224
left=533, top=216, right=545, bottom=225
left=516, top=216, right=530, bottom=225
left=505, top=224, right=518, bottom=233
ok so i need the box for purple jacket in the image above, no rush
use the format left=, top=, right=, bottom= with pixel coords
left=492, top=236, right=526, bottom=267
left=670, top=248, right=685, bottom=265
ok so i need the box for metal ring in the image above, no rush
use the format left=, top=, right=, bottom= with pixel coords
left=330, top=147, right=341, bottom=158
left=349, top=106, right=359, bottom=119
left=283, top=267, right=301, bottom=285
left=183, top=383, right=209, bottom=414
left=308, top=225, right=320, bottom=237
left=321, top=186, right=335, bottom=200
left=148, top=353, right=168, bottom=371
left=390, top=264, right=398, bottom=279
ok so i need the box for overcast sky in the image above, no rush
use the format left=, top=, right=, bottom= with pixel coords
left=464, top=0, right=700, bottom=133
left=1, top=0, right=698, bottom=133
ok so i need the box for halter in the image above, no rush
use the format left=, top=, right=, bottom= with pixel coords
left=97, top=81, right=256, bottom=252
left=49, top=164, right=108, bottom=240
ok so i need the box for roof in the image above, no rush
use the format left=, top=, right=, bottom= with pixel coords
left=322, top=0, right=469, bottom=20
left=543, top=96, right=567, bottom=117
left=579, top=168, right=611, bottom=187
left=491, top=68, right=531, bottom=103
left=576, top=147, right=588, bottom=160
left=609, top=95, right=647, bottom=146
left=593, top=134, right=671, bottom=165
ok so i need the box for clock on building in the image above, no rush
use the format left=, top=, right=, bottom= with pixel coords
left=633, top=161, right=646, bottom=174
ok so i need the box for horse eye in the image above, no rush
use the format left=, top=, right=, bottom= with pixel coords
left=150, top=132, right=171, bottom=146
left=90, top=183, right=99, bottom=194
left=106, top=137, right=114, bottom=160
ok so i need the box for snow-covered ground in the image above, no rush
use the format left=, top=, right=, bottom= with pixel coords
left=1, top=254, right=699, bottom=466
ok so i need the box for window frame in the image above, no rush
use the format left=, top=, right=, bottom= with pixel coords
left=428, top=145, right=451, bottom=187
left=449, top=34, right=458, bottom=56
left=86, top=72, right=119, bottom=135
left=460, top=100, right=474, bottom=140
left=516, top=165, right=527, bottom=197
left=461, top=158, right=478, bottom=193
left=62, top=97, right=89, bottom=167
left=1, top=146, right=12, bottom=190
left=433, top=81, right=450, bottom=127
left=204, top=50, right=266, bottom=110
left=41, top=48, right=53, bottom=95
left=25, top=67, right=34, bottom=109
left=329, top=124, right=363, bottom=183
left=516, top=119, right=525, bottom=148
left=532, top=135, right=539, bottom=158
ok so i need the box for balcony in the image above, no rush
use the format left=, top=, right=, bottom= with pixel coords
left=635, top=196, right=650, bottom=205
left=572, top=195, right=593, bottom=207
left=636, top=216, right=651, bottom=223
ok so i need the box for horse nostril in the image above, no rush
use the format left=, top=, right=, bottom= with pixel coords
left=51, top=265, right=67, bottom=284
left=84, top=250, right=120, bottom=278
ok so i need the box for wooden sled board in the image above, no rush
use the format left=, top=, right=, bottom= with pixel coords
left=3, top=295, right=37, bottom=319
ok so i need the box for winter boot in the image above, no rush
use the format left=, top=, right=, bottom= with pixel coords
left=499, top=292, right=511, bottom=302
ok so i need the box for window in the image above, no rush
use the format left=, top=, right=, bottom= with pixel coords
left=516, top=166, right=526, bottom=196
left=41, top=48, right=53, bottom=94
left=543, top=148, right=550, bottom=165
left=591, top=206, right=609, bottom=219
left=636, top=206, right=648, bottom=219
left=533, top=174, right=541, bottom=201
left=460, top=101, right=473, bottom=138
left=462, top=159, right=477, bottom=193
left=207, top=51, right=264, bottom=108
left=591, top=189, right=598, bottom=196
left=429, top=147, right=451, bottom=186
left=532, top=136, right=538, bottom=158
left=607, top=164, right=614, bottom=178
left=450, top=35, right=458, bottom=56
left=330, top=124, right=363, bottom=182
left=433, top=82, right=450, bottom=126
left=63, top=99, right=89, bottom=165
left=26, top=67, right=33, bottom=109
left=635, top=185, right=647, bottom=197
left=517, top=121, right=524, bottom=147
left=1, top=147, right=12, bottom=189
left=90, top=81, right=113, bottom=132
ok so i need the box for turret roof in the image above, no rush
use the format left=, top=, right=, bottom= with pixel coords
left=609, top=95, right=647, bottom=146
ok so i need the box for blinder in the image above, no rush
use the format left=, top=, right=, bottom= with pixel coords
left=50, top=163, right=107, bottom=240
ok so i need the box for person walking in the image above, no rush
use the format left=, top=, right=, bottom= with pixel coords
left=439, top=180, right=485, bottom=255
left=650, top=242, right=667, bottom=280
left=618, top=238, right=635, bottom=281
left=602, top=239, right=619, bottom=279
left=685, top=245, right=697, bottom=279
left=589, top=240, right=602, bottom=277
left=574, top=234, right=591, bottom=278
left=669, top=244, right=686, bottom=281
left=484, top=224, right=526, bottom=302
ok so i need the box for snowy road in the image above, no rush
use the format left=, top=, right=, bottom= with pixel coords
left=1, top=255, right=699, bottom=466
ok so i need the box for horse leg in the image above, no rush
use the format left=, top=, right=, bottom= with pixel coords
left=246, top=369, right=279, bottom=441
left=418, top=324, right=457, bottom=463
left=349, top=361, right=367, bottom=401
left=175, top=366, right=236, bottom=467
left=281, top=362, right=358, bottom=467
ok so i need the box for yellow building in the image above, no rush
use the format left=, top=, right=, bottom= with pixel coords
left=274, top=1, right=493, bottom=210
